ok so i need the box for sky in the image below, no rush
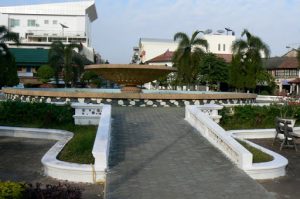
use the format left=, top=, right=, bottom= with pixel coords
left=1, top=0, right=300, bottom=63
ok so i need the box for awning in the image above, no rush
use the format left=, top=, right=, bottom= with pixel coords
left=288, top=78, right=300, bottom=84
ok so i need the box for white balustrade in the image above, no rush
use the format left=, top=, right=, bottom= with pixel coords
left=71, top=103, right=103, bottom=125
left=196, top=104, right=223, bottom=123
left=185, top=105, right=288, bottom=179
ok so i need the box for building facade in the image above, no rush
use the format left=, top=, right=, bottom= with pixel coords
left=132, top=33, right=235, bottom=64
left=265, top=49, right=300, bottom=95
left=0, top=0, right=97, bottom=84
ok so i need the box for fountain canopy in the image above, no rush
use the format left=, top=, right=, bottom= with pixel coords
left=85, top=64, right=177, bottom=93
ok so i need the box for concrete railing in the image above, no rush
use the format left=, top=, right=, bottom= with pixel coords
left=92, top=105, right=111, bottom=172
left=185, top=105, right=288, bottom=179
left=196, top=104, right=223, bottom=123
left=0, top=104, right=112, bottom=183
left=185, top=105, right=252, bottom=170
left=71, top=103, right=103, bottom=125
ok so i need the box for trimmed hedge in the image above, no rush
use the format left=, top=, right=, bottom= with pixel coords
left=0, top=101, right=73, bottom=127
left=220, top=104, right=300, bottom=130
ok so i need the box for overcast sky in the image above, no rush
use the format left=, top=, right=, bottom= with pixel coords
left=1, top=0, right=300, bottom=63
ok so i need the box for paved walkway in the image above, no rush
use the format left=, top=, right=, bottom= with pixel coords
left=0, top=137, right=103, bottom=199
left=106, top=107, right=274, bottom=199
left=252, top=138, right=300, bottom=199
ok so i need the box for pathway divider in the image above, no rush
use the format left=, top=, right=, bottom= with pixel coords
left=0, top=104, right=112, bottom=183
left=185, top=105, right=288, bottom=179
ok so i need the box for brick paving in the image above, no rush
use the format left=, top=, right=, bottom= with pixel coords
left=252, top=138, right=300, bottom=199
left=106, top=107, right=274, bottom=199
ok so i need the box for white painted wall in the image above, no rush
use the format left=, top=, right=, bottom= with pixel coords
left=139, top=39, right=178, bottom=63
left=0, top=1, right=96, bottom=47
left=203, top=34, right=235, bottom=54
left=4, top=14, right=87, bottom=38
left=138, top=34, right=236, bottom=63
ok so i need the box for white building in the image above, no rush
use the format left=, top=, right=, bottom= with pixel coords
left=133, top=33, right=236, bottom=64
left=0, top=0, right=97, bottom=62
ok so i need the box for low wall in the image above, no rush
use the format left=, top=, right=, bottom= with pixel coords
left=0, top=104, right=112, bottom=183
left=3, top=88, right=256, bottom=107
left=256, top=95, right=284, bottom=103
left=185, top=105, right=288, bottom=179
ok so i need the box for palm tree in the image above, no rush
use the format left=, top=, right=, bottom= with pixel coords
left=0, top=26, right=20, bottom=88
left=230, top=29, right=270, bottom=90
left=0, top=26, right=20, bottom=50
left=172, top=30, right=208, bottom=90
left=48, top=41, right=84, bottom=87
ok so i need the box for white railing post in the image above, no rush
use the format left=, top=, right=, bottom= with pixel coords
left=71, top=103, right=103, bottom=125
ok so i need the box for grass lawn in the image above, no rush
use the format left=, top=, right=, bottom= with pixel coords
left=57, top=125, right=97, bottom=164
left=237, top=139, right=273, bottom=163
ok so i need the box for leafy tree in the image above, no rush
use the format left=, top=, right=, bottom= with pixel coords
left=199, top=53, right=229, bottom=90
left=37, top=65, right=54, bottom=83
left=172, top=30, right=208, bottom=90
left=48, top=41, right=84, bottom=87
left=0, top=26, right=20, bottom=88
left=230, top=29, right=270, bottom=91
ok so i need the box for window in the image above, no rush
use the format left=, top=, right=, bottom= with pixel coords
left=44, top=20, right=49, bottom=24
left=26, top=66, right=31, bottom=73
left=218, top=44, right=221, bottom=51
left=9, top=19, right=20, bottom=27
left=27, top=19, right=36, bottom=27
left=53, top=20, right=57, bottom=25
left=223, top=44, right=226, bottom=51
left=275, top=69, right=298, bottom=78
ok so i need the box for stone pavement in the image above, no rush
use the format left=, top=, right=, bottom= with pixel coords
left=0, top=137, right=103, bottom=199
left=106, top=107, right=274, bottom=199
left=252, top=138, right=300, bottom=199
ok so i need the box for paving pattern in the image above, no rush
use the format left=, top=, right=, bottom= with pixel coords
left=106, top=107, right=274, bottom=199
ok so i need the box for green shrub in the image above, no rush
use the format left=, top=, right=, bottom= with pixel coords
left=220, top=104, right=300, bottom=130
left=0, top=181, right=26, bottom=199
left=0, top=101, right=73, bottom=127
left=36, top=65, right=54, bottom=83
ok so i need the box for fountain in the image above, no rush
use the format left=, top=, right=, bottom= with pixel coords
left=2, top=64, right=257, bottom=107
left=85, top=64, right=176, bottom=93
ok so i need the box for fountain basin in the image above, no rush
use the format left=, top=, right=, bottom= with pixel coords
left=85, top=64, right=177, bottom=93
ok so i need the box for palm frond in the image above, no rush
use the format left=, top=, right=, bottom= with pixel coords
left=193, top=38, right=208, bottom=50
left=190, top=30, right=200, bottom=43
left=241, top=29, right=251, bottom=40
left=232, top=40, right=248, bottom=54
left=1, top=32, right=20, bottom=44
left=0, top=26, right=8, bottom=34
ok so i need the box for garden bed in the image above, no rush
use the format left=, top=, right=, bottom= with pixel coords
left=236, top=139, right=273, bottom=163
left=0, top=101, right=96, bottom=164
left=220, top=104, right=300, bottom=130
